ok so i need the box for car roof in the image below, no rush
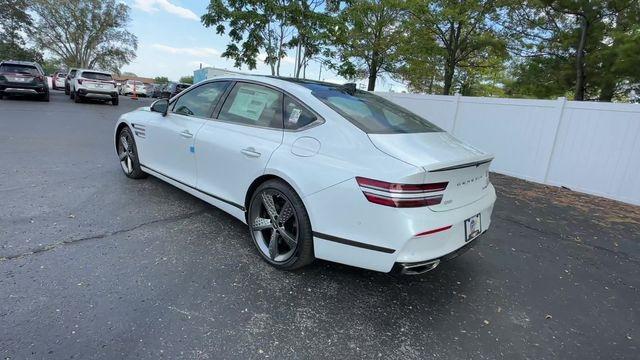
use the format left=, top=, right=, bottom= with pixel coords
left=0, top=60, right=39, bottom=66
left=198, top=74, right=348, bottom=95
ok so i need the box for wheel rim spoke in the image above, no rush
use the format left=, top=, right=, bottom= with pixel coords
left=278, top=201, right=294, bottom=224
left=252, top=217, right=271, bottom=231
left=121, top=136, right=129, bottom=151
left=268, top=230, right=278, bottom=260
left=119, top=151, right=127, bottom=160
left=278, top=228, right=297, bottom=248
left=261, top=193, right=278, bottom=221
left=127, top=156, right=133, bottom=173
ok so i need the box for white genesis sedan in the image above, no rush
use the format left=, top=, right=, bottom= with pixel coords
left=114, top=75, right=496, bottom=275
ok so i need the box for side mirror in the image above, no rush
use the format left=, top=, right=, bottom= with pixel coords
left=150, top=99, right=169, bottom=116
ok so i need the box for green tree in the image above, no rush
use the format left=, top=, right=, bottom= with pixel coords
left=404, top=0, right=508, bottom=95
left=202, top=0, right=334, bottom=78
left=505, top=0, right=640, bottom=101
left=202, top=0, right=294, bottom=76
left=328, top=0, right=405, bottom=90
left=286, top=0, right=334, bottom=78
left=0, top=0, right=42, bottom=61
left=179, top=75, right=194, bottom=84
left=28, top=0, right=138, bottom=72
left=154, top=76, right=169, bottom=84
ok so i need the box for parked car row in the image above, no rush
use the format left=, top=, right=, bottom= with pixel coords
left=1, top=59, right=192, bottom=104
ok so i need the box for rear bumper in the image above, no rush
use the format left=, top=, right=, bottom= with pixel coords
left=305, top=178, right=496, bottom=273
left=391, top=231, right=484, bottom=275
left=77, top=88, right=117, bottom=98
left=1, top=84, right=47, bottom=94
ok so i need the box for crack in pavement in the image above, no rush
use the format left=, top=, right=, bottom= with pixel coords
left=496, top=214, right=639, bottom=263
left=0, top=209, right=209, bottom=262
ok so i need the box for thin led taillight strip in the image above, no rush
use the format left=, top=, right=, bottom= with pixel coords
left=363, top=191, right=443, bottom=208
left=356, top=177, right=448, bottom=208
left=356, top=177, right=448, bottom=193
left=414, top=225, right=452, bottom=237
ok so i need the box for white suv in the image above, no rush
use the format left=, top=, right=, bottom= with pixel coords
left=70, top=69, right=118, bottom=105
left=121, top=80, right=147, bottom=97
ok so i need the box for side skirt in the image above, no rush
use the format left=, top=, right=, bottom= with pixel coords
left=140, top=165, right=247, bottom=224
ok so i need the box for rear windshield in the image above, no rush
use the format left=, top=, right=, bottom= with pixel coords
left=57, top=73, right=67, bottom=78
left=0, top=64, right=40, bottom=76
left=82, top=72, right=112, bottom=81
left=312, top=89, right=442, bottom=134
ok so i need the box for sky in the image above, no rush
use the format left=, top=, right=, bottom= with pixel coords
left=121, top=0, right=406, bottom=91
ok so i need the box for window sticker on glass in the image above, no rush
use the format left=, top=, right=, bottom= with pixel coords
left=227, top=88, right=271, bottom=121
left=288, top=108, right=302, bottom=125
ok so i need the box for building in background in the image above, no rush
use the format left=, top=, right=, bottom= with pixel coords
left=193, top=66, right=244, bottom=83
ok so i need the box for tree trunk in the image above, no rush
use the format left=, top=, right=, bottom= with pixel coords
left=294, top=42, right=302, bottom=78
left=367, top=54, right=379, bottom=91
left=443, top=62, right=455, bottom=95
left=574, top=16, right=589, bottom=101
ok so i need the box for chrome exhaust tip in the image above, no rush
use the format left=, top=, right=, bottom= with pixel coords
left=398, top=259, right=440, bottom=275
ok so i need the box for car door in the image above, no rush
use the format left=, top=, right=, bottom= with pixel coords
left=142, top=81, right=230, bottom=186
left=195, top=81, right=284, bottom=207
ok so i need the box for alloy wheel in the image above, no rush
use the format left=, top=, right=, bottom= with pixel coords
left=250, top=190, right=299, bottom=262
left=118, top=131, right=135, bottom=175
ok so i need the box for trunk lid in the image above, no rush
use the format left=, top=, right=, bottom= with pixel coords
left=368, top=132, right=493, bottom=212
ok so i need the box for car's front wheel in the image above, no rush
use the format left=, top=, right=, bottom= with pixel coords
left=248, top=180, right=314, bottom=270
left=117, top=127, right=147, bottom=179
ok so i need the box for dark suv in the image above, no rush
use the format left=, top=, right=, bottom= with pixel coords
left=161, top=82, right=190, bottom=99
left=0, top=60, right=49, bottom=101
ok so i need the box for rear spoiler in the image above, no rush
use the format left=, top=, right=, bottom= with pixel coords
left=426, top=156, right=494, bottom=173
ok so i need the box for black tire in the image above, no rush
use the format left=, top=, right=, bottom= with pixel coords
left=112, top=96, right=119, bottom=106
left=70, top=89, right=75, bottom=99
left=73, top=91, right=81, bottom=103
left=65, top=86, right=70, bottom=95
left=40, top=93, right=50, bottom=102
left=117, top=127, right=147, bottom=179
left=248, top=179, right=314, bottom=270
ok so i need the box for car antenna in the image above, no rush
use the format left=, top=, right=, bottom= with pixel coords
left=340, top=83, right=357, bottom=95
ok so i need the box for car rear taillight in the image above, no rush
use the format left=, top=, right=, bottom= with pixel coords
left=356, top=177, right=448, bottom=208
left=77, top=78, right=83, bottom=84
left=35, top=75, right=44, bottom=82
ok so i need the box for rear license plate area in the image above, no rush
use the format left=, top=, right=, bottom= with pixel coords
left=464, top=213, right=481, bottom=242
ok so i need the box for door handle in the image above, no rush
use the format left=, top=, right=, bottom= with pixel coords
left=180, top=130, right=193, bottom=138
left=241, top=147, right=261, bottom=158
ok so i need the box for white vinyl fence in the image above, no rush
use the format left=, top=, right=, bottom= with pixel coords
left=376, top=92, right=640, bottom=206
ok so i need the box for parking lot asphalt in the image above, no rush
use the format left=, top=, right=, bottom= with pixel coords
left=1, top=91, right=638, bottom=359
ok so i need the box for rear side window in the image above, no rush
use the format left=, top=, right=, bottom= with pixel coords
left=172, top=81, right=229, bottom=118
left=0, top=64, right=40, bottom=75
left=69, top=70, right=77, bottom=77
left=218, top=83, right=283, bottom=128
left=284, top=95, right=317, bottom=130
left=82, top=72, right=112, bottom=81
left=312, top=89, right=442, bottom=134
